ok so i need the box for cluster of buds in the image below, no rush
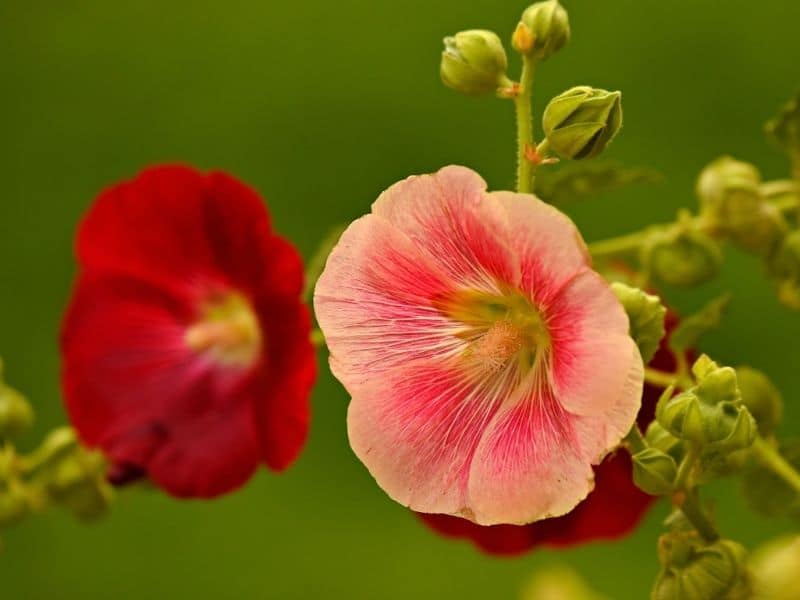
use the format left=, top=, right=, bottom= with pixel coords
left=640, top=216, right=723, bottom=288
left=0, top=363, right=112, bottom=531
left=653, top=531, right=751, bottom=600
left=656, top=356, right=756, bottom=451
left=629, top=356, right=771, bottom=498
left=440, top=1, right=622, bottom=164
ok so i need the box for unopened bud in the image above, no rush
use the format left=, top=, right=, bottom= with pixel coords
left=769, top=230, right=800, bottom=309
left=765, top=93, right=800, bottom=167
left=750, top=536, right=800, bottom=600
left=632, top=447, right=677, bottom=495
left=654, top=533, right=749, bottom=600
left=0, top=484, right=29, bottom=527
left=611, top=282, right=666, bottom=363
left=542, top=86, right=622, bottom=160
left=441, top=30, right=508, bottom=96
left=735, top=366, right=783, bottom=436
left=0, top=360, right=34, bottom=440
left=640, top=224, right=723, bottom=287
left=46, top=446, right=112, bottom=521
left=517, top=0, right=570, bottom=60
left=645, top=420, right=683, bottom=459
left=656, top=357, right=756, bottom=451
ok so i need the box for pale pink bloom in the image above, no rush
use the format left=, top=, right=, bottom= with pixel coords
left=314, top=166, right=643, bottom=526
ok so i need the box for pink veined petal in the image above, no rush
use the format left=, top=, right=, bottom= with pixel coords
left=347, top=360, right=512, bottom=519
left=491, top=190, right=590, bottom=303
left=372, top=166, right=520, bottom=291
left=466, top=377, right=592, bottom=525
left=314, top=214, right=466, bottom=389
left=547, top=268, right=643, bottom=419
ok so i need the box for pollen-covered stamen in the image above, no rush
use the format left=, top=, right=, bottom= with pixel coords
left=469, top=319, right=523, bottom=374
left=185, top=293, right=262, bottom=368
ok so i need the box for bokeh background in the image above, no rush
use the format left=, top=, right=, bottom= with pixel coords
left=1, top=0, right=799, bottom=597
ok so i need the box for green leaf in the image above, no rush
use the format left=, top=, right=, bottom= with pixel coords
left=741, top=439, right=800, bottom=519
left=534, top=160, right=661, bottom=204
left=668, top=293, right=731, bottom=352
left=302, top=224, right=347, bottom=302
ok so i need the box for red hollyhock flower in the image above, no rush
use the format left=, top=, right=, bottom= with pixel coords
left=417, top=311, right=683, bottom=555
left=60, top=165, right=316, bottom=498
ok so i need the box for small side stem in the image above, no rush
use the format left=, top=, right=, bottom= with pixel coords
left=674, top=443, right=701, bottom=490
left=623, top=425, right=647, bottom=454
left=679, top=490, right=719, bottom=542
left=588, top=230, right=650, bottom=259
left=514, top=57, right=536, bottom=193
left=752, top=436, right=800, bottom=495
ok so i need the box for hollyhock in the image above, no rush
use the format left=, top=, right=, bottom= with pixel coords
left=314, top=165, right=644, bottom=525
left=61, top=165, right=316, bottom=498
left=416, top=311, right=684, bottom=554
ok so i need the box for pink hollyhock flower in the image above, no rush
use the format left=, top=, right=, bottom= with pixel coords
left=61, top=165, right=316, bottom=498
left=314, top=165, right=643, bottom=525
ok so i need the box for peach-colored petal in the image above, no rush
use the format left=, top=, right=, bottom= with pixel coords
left=548, top=269, right=643, bottom=419
left=347, top=361, right=505, bottom=518
left=372, top=166, right=520, bottom=291
left=467, top=381, right=591, bottom=525
left=491, top=190, right=590, bottom=303
left=314, top=214, right=462, bottom=389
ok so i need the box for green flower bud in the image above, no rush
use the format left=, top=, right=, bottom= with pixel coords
left=0, top=360, right=34, bottom=440
left=765, top=93, right=800, bottom=177
left=733, top=204, right=788, bottom=258
left=610, top=282, right=666, bottom=363
left=0, top=484, right=29, bottom=527
left=47, top=448, right=112, bottom=522
left=521, top=565, right=605, bottom=600
left=517, top=0, right=570, bottom=60
left=750, top=536, right=800, bottom=600
left=769, top=230, right=800, bottom=309
left=735, top=366, right=783, bottom=436
left=696, top=156, right=761, bottom=202
left=645, top=421, right=684, bottom=461
left=656, top=390, right=705, bottom=443
left=654, top=533, right=750, bottom=600
left=542, top=86, right=622, bottom=160
left=640, top=224, right=723, bottom=287
left=440, top=30, right=508, bottom=96
left=656, top=358, right=756, bottom=451
left=632, top=447, right=677, bottom=495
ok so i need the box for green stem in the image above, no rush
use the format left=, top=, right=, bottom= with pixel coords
left=679, top=490, right=719, bottom=542
left=623, top=425, right=647, bottom=454
left=514, top=57, right=536, bottom=193
left=752, top=436, right=800, bottom=495
left=588, top=229, right=650, bottom=259
left=644, top=367, right=679, bottom=390
left=674, top=443, right=701, bottom=490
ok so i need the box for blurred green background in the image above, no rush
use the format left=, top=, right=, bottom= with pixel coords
left=1, top=0, right=799, bottom=597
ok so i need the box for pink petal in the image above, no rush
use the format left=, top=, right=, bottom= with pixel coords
left=314, top=214, right=464, bottom=389
left=490, top=190, right=590, bottom=303
left=347, top=361, right=505, bottom=519
left=372, top=166, right=520, bottom=290
left=548, top=269, right=644, bottom=422
left=467, top=381, right=592, bottom=525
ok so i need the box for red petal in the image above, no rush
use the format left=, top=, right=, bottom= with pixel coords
left=253, top=297, right=316, bottom=471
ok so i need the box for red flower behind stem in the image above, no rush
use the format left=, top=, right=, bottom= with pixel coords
left=417, top=311, right=683, bottom=555
left=60, top=165, right=316, bottom=498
